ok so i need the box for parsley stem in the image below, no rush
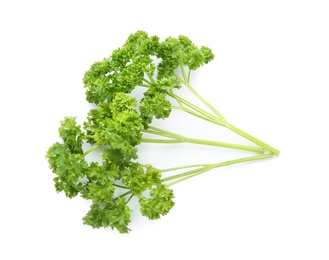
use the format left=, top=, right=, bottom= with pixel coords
left=142, top=138, right=264, bottom=153
left=142, top=126, right=264, bottom=153
left=117, top=190, right=132, bottom=199
left=183, top=137, right=264, bottom=153
left=165, top=167, right=211, bottom=186
left=142, top=139, right=182, bottom=144
left=83, top=144, right=101, bottom=156
left=147, top=126, right=185, bottom=139
left=142, top=78, right=152, bottom=85
left=187, top=69, right=191, bottom=83
left=170, top=91, right=279, bottom=155
left=160, top=164, right=211, bottom=173
left=174, top=73, right=187, bottom=85
left=162, top=166, right=212, bottom=182
left=143, top=128, right=184, bottom=140
left=183, top=80, right=226, bottom=120
left=224, top=122, right=280, bottom=155
left=170, top=93, right=224, bottom=124
left=113, top=183, right=129, bottom=189
left=146, top=72, right=155, bottom=83
left=172, top=106, right=220, bottom=124
left=180, top=64, right=188, bottom=82
left=126, top=194, right=134, bottom=204
left=164, top=153, right=275, bottom=186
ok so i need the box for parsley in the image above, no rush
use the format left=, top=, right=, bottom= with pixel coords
left=46, top=31, right=279, bottom=233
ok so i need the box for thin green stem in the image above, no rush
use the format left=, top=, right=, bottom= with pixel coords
left=180, top=63, right=188, bottom=82
left=143, top=128, right=184, bottom=141
left=117, top=190, right=132, bottom=199
left=171, top=105, right=182, bottom=110
left=146, top=72, right=155, bottom=83
left=174, top=73, right=186, bottom=85
left=126, top=194, right=134, bottom=204
left=166, top=167, right=211, bottom=186
left=160, top=163, right=211, bottom=173
left=173, top=94, right=215, bottom=119
left=187, top=69, right=191, bottom=83
left=142, top=139, right=182, bottom=144
left=162, top=166, right=210, bottom=182
left=184, top=137, right=264, bottom=153
left=224, top=122, right=280, bottom=155
left=164, top=153, right=275, bottom=185
left=142, top=137, right=264, bottom=153
left=142, top=131, right=182, bottom=141
left=83, top=144, right=101, bottom=156
left=142, top=126, right=264, bottom=153
left=179, top=106, right=220, bottom=124
left=113, top=183, right=129, bottom=189
left=142, top=78, right=152, bottom=85
left=175, top=100, right=183, bottom=109
left=172, top=91, right=184, bottom=109
left=147, top=126, right=186, bottom=140
left=184, top=80, right=226, bottom=120
left=171, top=103, right=215, bottom=124
left=170, top=93, right=223, bottom=124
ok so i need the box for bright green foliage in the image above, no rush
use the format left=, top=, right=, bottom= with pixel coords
left=101, top=147, right=137, bottom=171
left=123, top=163, right=162, bottom=196
left=46, top=30, right=278, bottom=234
left=83, top=31, right=160, bottom=104
left=86, top=92, right=144, bottom=157
left=82, top=162, right=115, bottom=202
left=178, top=36, right=215, bottom=70
left=139, top=184, right=175, bottom=220
left=82, top=198, right=131, bottom=234
left=45, top=89, right=174, bottom=232
left=151, top=76, right=181, bottom=93
left=83, top=102, right=112, bottom=144
left=46, top=142, right=88, bottom=198
left=110, top=92, right=137, bottom=115
left=58, top=117, right=85, bottom=154
left=140, top=89, right=172, bottom=126
left=156, top=35, right=215, bottom=78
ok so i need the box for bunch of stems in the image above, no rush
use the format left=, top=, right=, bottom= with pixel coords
left=84, top=65, right=279, bottom=196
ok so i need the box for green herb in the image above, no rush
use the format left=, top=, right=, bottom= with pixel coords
left=46, top=31, right=279, bottom=233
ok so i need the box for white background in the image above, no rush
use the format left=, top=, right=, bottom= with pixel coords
left=1, top=0, right=329, bottom=259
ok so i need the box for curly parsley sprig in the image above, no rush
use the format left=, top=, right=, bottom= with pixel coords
left=46, top=31, right=279, bottom=233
